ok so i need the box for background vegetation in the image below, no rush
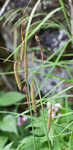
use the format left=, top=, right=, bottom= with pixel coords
left=0, top=0, right=73, bottom=149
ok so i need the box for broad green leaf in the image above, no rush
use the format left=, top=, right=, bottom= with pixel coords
left=3, top=143, right=14, bottom=150
left=40, top=148, right=49, bottom=150
left=0, top=92, right=25, bottom=106
left=17, top=136, right=35, bottom=150
left=0, top=115, right=17, bottom=134
left=0, top=136, right=8, bottom=149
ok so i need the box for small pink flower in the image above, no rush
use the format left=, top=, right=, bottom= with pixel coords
left=47, top=102, right=51, bottom=108
left=17, top=116, right=27, bottom=126
left=48, top=109, right=56, bottom=118
left=21, top=116, right=27, bottom=122
left=52, top=111, right=56, bottom=118
left=54, top=107, right=59, bottom=112
left=57, top=113, right=61, bottom=118
left=54, top=103, right=62, bottom=109
left=54, top=103, right=62, bottom=112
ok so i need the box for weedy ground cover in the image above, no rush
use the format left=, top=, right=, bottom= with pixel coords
left=0, top=0, right=73, bottom=149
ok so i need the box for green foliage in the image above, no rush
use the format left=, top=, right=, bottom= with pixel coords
left=15, top=104, right=73, bottom=150
left=0, top=136, right=8, bottom=149
left=0, top=115, right=17, bottom=134
left=0, top=92, right=25, bottom=106
left=0, top=0, right=73, bottom=150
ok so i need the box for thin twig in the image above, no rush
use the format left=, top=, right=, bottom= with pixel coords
left=0, top=67, right=13, bottom=90
left=0, top=57, right=14, bottom=62
left=0, top=0, right=10, bottom=16
left=0, top=46, right=12, bottom=52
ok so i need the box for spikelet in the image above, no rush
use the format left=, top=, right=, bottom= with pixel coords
left=24, top=50, right=29, bottom=105
left=17, top=24, right=24, bottom=72
left=20, top=24, right=24, bottom=62
left=13, top=27, right=22, bottom=91
left=48, top=103, right=52, bottom=131
left=14, top=24, right=25, bottom=92
left=14, top=61, right=21, bottom=91
left=24, top=52, right=28, bottom=83
left=68, top=0, right=73, bottom=38
left=30, top=80, right=37, bottom=115
left=35, top=34, right=44, bottom=63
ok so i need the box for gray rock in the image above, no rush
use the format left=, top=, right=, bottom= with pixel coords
left=21, top=51, right=69, bottom=95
